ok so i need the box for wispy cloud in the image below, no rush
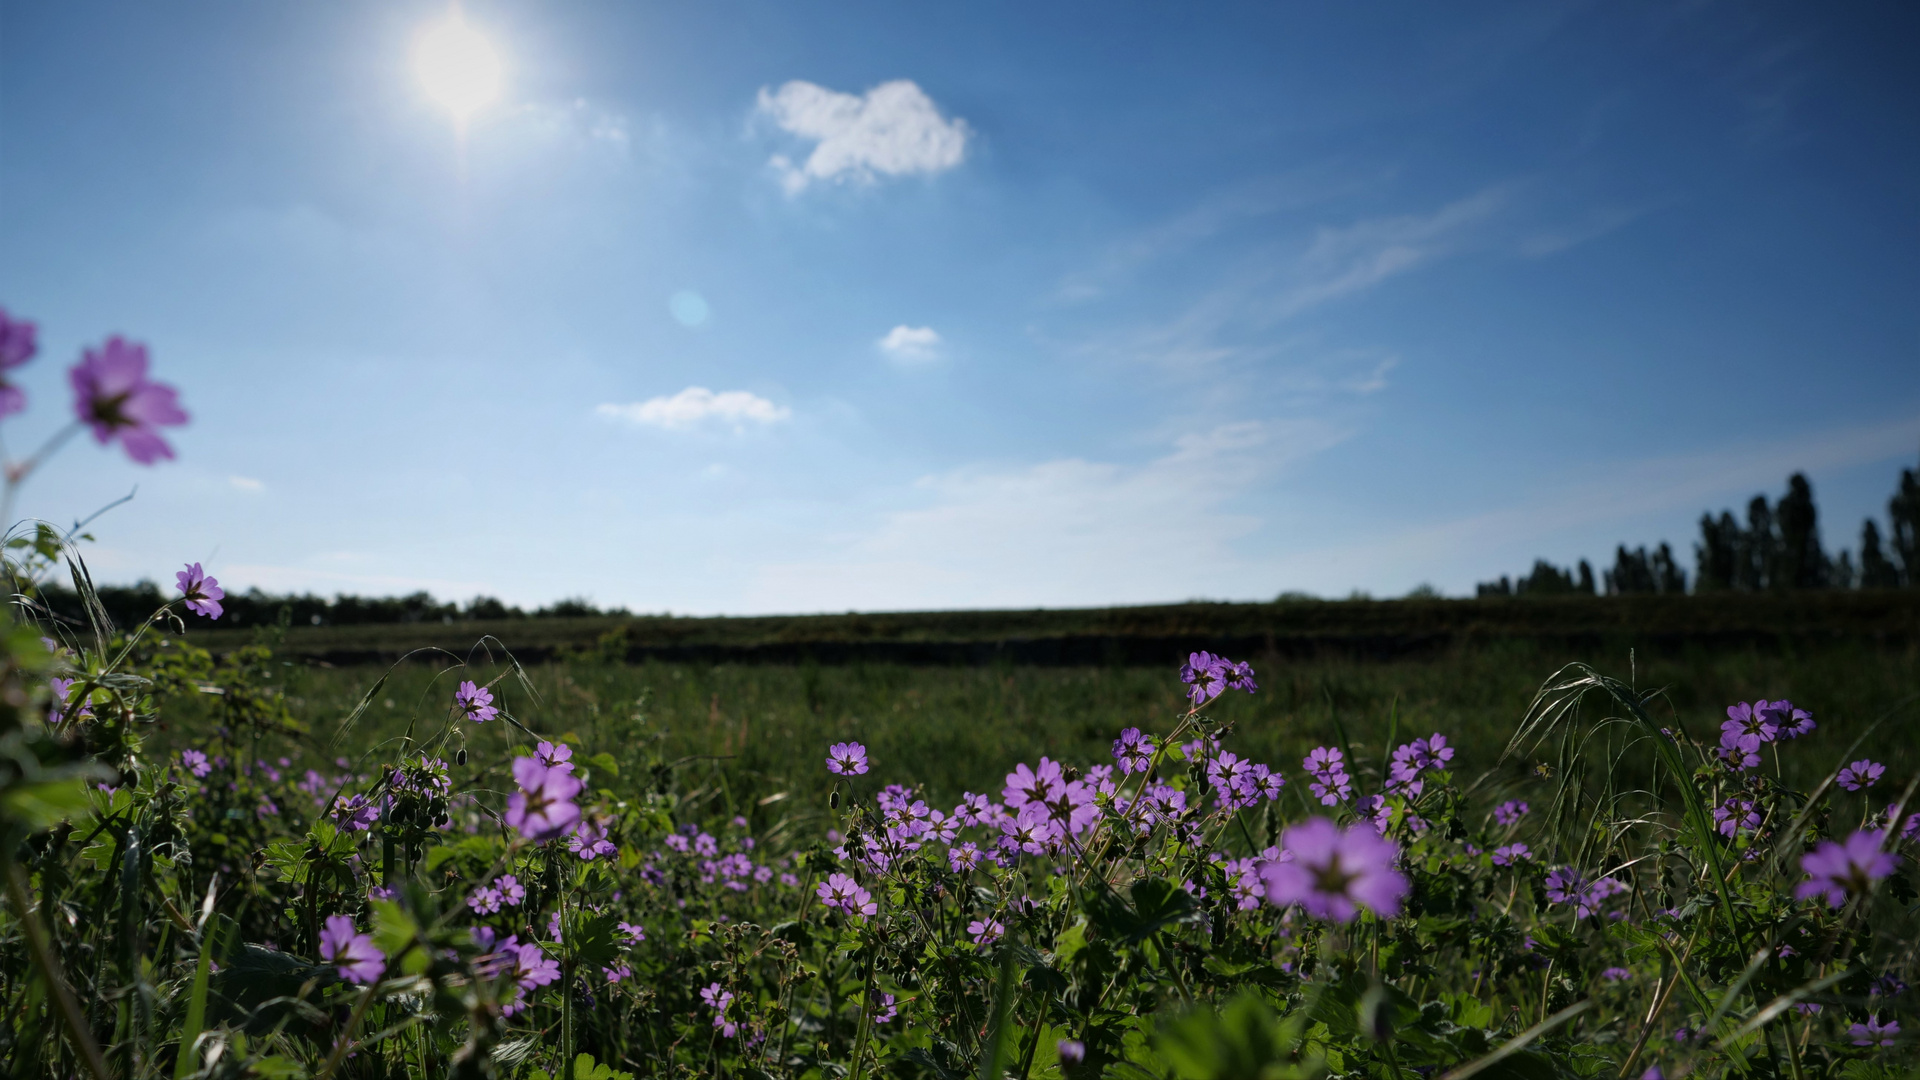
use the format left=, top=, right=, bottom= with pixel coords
left=744, top=418, right=1351, bottom=610
left=1274, top=188, right=1508, bottom=317
left=597, top=387, right=791, bottom=431
left=229, top=475, right=265, bottom=493
left=756, top=80, right=970, bottom=194
left=877, top=325, right=941, bottom=364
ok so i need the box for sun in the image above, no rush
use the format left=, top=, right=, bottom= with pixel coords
left=414, top=12, right=503, bottom=122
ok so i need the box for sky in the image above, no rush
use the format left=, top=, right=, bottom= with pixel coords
left=1, top=1, right=1917, bottom=613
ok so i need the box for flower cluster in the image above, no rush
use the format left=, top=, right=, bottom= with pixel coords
left=1178, top=650, right=1258, bottom=706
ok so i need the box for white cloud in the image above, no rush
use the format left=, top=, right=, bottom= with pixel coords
left=877, top=325, right=941, bottom=363
left=743, top=419, right=1351, bottom=610
left=756, top=80, right=970, bottom=194
left=596, top=387, right=791, bottom=431
left=229, top=475, right=265, bottom=493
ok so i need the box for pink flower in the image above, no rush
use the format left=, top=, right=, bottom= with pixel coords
left=1797, top=831, right=1899, bottom=908
left=1259, top=817, right=1408, bottom=923
left=69, top=337, right=188, bottom=464
left=967, top=918, right=1004, bottom=945
left=175, top=563, right=224, bottom=619
left=319, top=915, right=385, bottom=984
left=505, top=757, right=583, bottom=841
left=535, top=740, right=573, bottom=770
left=467, top=887, right=503, bottom=914
left=454, top=681, right=496, bottom=723
left=180, top=749, right=211, bottom=778
left=1003, top=758, right=1064, bottom=809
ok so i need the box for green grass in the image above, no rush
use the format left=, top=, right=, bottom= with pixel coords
left=164, top=636, right=1920, bottom=816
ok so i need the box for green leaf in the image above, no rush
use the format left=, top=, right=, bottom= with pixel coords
left=0, top=777, right=91, bottom=829
left=587, top=753, right=620, bottom=777
left=572, top=1052, right=634, bottom=1080
left=371, top=900, right=426, bottom=974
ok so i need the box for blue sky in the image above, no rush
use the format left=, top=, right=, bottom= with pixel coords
left=1, top=1, right=1917, bottom=612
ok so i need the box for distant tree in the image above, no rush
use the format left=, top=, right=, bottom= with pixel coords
left=1652, top=543, right=1687, bottom=593
left=1576, top=559, right=1596, bottom=595
left=1738, top=496, right=1774, bottom=591
left=1694, top=512, right=1741, bottom=592
left=1476, top=576, right=1514, bottom=597
left=1861, top=519, right=1900, bottom=588
left=1516, top=560, right=1578, bottom=595
left=1832, top=549, right=1857, bottom=589
left=1605, top=546, right=1656, bottom=595
left=1891, top=457, right=1920, bottom=587
left=1773, top=473, right=1831, bottom=589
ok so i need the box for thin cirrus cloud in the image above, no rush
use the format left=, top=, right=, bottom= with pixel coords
left=596, top=387, right=791, bottom=431
left=755, top=79, right=970, bottom=194
left=877, top=325, right=941, bottom=363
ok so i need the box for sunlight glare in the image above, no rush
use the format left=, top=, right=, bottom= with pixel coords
left=415, top=13, right=503, bottom=122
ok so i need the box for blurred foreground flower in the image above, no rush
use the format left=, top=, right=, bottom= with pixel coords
left=506, top=756, right=583, bottom=841
left=70, top=336, right=188, bottom=464
left=319, top=915, right=385, bottom=984
left=1260, top=817, right=1407, bottom=923
left=1796, top=830, right=1898, bottom=908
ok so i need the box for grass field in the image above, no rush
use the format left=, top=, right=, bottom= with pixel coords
left=158, top=633, right=1920, bottom=815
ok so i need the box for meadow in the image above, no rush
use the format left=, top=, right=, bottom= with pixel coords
left=162, top=636, right=1920, bottom=815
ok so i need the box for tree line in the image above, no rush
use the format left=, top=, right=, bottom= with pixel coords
left=1477, top=450, right=1920, bottom=597
left=33, top=583, right=631, bottom=631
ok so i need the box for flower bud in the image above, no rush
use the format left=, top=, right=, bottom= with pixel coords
left=456, top=748, right=467, bottom=766
left=829, top=791, right=840, bottom=810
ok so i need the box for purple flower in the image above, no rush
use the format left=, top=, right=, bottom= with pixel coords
left=319, top=915, right=385, bottom=985
left=468, top=887, right=503, bottom=914
left=968, top=918, right=1004, bottom=945
left=495, top=874, right=526, bottom=906
left=1713, top=797, right=1761, bottom=839
left=1839, top=760, right=1886, bottom=792
left=1493, top=800, right=1529, bottom=827
left=0, top=306, right=38, bottom=416
left=603, top=964, right=632, bottom=983
left=1004, top=758, right=1065, bottom=809
left=1544, top=868, right=1629, bottom=919
left=569, top=816, right=617, bottom=860
left=1302, top=747, right=1352, bottom=806
left=505, top=756, right=583, bottom=841
left=1492, top=843, right=1531, bottom=867
left=949, top=842, right=983, bottom=873
left=180, top=749, right=212, bottom=778
left=1259, top=817, right=1408, bottom=923
left=1601, top=967, right=1632, bottom=983
left=1112, top=728, right=1156, bottom=774
left=816, top=872, right=876, bottom=919
left=69, top=337, right=188, bottom=464
left=332, top=793, right=381, bottom=831
left=617, top=920, right=645, bottom=943
left=512, top=941, right=560, bottom=989
left=1761, top=699, right=1815, bottom=739
left=869, top=991, right=897, bottom=1024
left=454, top=681, right=497, bottom=723
left=48, top=677, right=92, bottom=727
left=701, top=982, right=732, bottom=1011
left=1223, top=660, right=1258, bottom=693
left=827, top=741, right=869, bottom=776
left=1851, top=1015, right=1899, bottom=1048
left=1057, top=1040, right=1086, bottom=1066
left=1796, top=831, right=1899, bottom=908
left=535, top=740, right=573, bottom=770
left=169, top=562, right=226, bottom=619
left=1179, top=651, right=1228, bottom=706
left=1388, top=734, right=1455, bottom=795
